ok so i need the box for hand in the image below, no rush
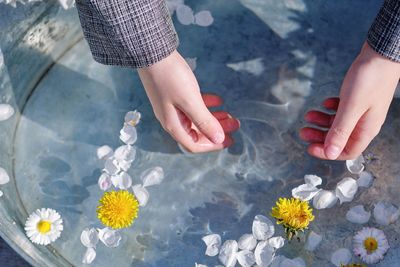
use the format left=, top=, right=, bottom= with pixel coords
left=300, top=42, right=400, bottom=160
left=138, top=50, right=240, bottom=153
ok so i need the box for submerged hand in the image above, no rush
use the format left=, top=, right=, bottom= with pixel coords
left=138, top=50, right=240, bottom=153
left=300, top=42, right=400, bottom=160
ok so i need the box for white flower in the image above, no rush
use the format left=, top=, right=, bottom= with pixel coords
left=346, top=155, right=365, bottom=174
left=98, top=227, right=121, bottom=248
left=238, top=234, right=257, bottom=251
left=252, top=215, right=275, bottom=240
left=304, top=231, right=322, bottom=251
left=346, top=205, right=371, bottom=224
left=312, top=190, right=338, bottom=209
left=0, top=104, right=15, bottom=121
left=96, top=145, right=113, bottom=161
left=0, top=167, right=10, bottom=185
left=335, top=177, right=358, bottom=204
left=373, top=201, right=400, bottom=225
left=124, top=110, right=141, bottom=126
left=24, top=208, right=63, bottom=245
left=330, top=248, right=352, bottom=267
left=254, top=241, right=275, bottom=266
left=353, top=227, right=389, bottom=264
left=357, top=171, right=374, bottom=188
left=140, top=166, right=164, bottom=187
left=98, top=173, right=112, bottom=191
left=202, top=234, right=221, bottom=257
left=80, top=228, right=99, bottom=248
left=292, top=174, right=322, bottom=201
left=82, top=247, right=96, bottom=264
left=236, top=250, right=255, bottom=267
left=132, top=184, right=149, bottom=207
left=218, top=240, right=238, bottom=267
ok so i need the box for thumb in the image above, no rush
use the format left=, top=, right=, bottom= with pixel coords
left=324, top=101, right=362, bottom=160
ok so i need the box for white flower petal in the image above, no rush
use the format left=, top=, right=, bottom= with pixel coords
left=58, top=0, right=75, bottom=10
left=304, top=231, right=322, bottom=251
left=114, top=145, right=136, bottom=162
left=0, top=190, right=3, bottom=197
left=132, top=184, right=150, bottom=207
left=357, top=171, right=374, bottom=188
left=254, top=241, right=275, bottom=266
left=304, top=174, right=322, bottom=187
left=98, top=228, right=121, bottom=248
left=82, top=247, right=96, bottom=264
left=104, top=158, right=120, bottom=175
left=80, top=228, right=99, bottom=248
left=218, top=240, right=238, bottom=267
left=312, top=190, right=338, bottom=209
left=194, top=10, right=214, bottom=27
left=236, top=250, right=256, bottom=267
left=346, top=205, right=371, bottom=224
left=96, top=145, right=113, bottom=161
left=116, top=159, right=132, bottom=172
left=292, top=183, right=321, bottom=201
left=111, top=172, right=132, bottom=190
left=268, top=236, right=285, bottom=250
left=185, top=57, right=197, bottom=71
left=166, top=0, right=184, bottom=15
left=119, top=124, right=137, bottom=145
left=141, top=167, right=164, bottom=187
left=202, top=234, right=221, bottom=257
left=252, top=215, right=275, bottom=240
left=335, top=177, right=358, bottom=204
left=176, top=4, right=195, bottom=25
left=346, top=155, right=365, bottom=174
left=373, top=201, right=400, bottom=225
left=98, top=173, right=112, bottom=191
left=0, top=167, right=10, bottom=185
left=238, top=234, right=257, bottom=251
left=194, top=263, right=207, bottom=267
left=124, top=110, right=141, bottom=126
left=0, top=104, right=15, bottom=121
left=330, top=248, right=351, bottom=267
left=276, top=257, right=306, bottom=267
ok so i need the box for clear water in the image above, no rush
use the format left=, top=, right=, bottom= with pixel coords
left=1, top=0, right=400, bottom=266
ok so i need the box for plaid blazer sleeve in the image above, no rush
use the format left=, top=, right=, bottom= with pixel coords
left=75, top=0, right=179, bottom=68
left=367, top=0, right=400, bottom=62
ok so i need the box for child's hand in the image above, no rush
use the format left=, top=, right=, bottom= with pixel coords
left=138, top=50, right=240, bottom=153
left=300, top=42, right=400, bottom=160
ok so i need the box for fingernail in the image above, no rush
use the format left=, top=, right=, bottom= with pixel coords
left=325, top=145, right=341, bottom=160
left=213, top=132, right=225, bottom=144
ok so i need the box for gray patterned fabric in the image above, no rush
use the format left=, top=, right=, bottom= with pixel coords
left=368, top=0, right=400, bottom=62
left=75, top=0, right=179, bottom=68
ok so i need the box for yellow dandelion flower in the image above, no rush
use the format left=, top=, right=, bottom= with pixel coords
left=97, top=190, right=139, bottom=229
left=271, top=197, right=314, bottom=240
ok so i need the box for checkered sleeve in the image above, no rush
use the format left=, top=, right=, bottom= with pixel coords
left=367, top=0, right=400, bottom=62
left=75, top=0, right=179, bottom=68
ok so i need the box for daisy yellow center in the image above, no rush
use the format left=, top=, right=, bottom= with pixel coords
left=271, top=197, right=314, bottom=231
left=364, top=237, right=378, bottom=254
left=37, top=220, right=51, bottom=234
left=97, top=190, right=139, bottom=229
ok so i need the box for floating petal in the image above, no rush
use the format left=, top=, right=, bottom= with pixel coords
left=357, top=171, right=374, bottom=188
left=80, top=228, right=99, bottom=248
left=373, top=201, right=400, bottom=225
left=202, top=234, right=221, bottom=257
left=176, top=5, right=194, bottom=25
left=116, top=159, right=132, bottom=172
left=0, top=167, right=10, bottom=185
left=335, top=177, right=358, bottom=204
left=218, top=240, right=238, bottom=267
left=111, top=172, right=132, bottom=190
left=346, top=155, right=365, bottom=174
left=82, top=247, right=96, bottom=264
left=346, top=205, right=371, bottom=224
left=252, top=215, right=275, bottom=240
left=271, top=256, right=306, bottom=267
left=0, top=104, right=15, bottom=121
left=98, top=228, right=121, bottom=248
left=98, top=173, right=112, bottom=191
left=304, top=231, right=322, bottom=251
left=119, top=124, right=137, bottom=145
left=132, top=184, right=150, bottom=207
left=124, top=110, right=141, bottom=126
left=104, top=158, right=120, bottom=175
left=236, top=250, right=255, bottom=267
left=141, top=167, right=164, bottom=187
left=292, top=183, right=321, bottom=201
left=226, top=58, right=265, bottom=76
left=194, top=10, right=214, bottom=27
left=96, top=145, right=113, bottom=161
left=304, top=174, right=322, bottom=187
left=313, top=190, right=338, bottom=209
left=58, top=0, right=75, bottom=10
left=238, top=234, right=257, bottom=251
left=254, top=241, right=275, bottom=266
left=331, top=248, right=351, bottom=267
left=166, top=0, right=184, bottom=15
left=114, top=145, right=136, bottom=162
left=268, top=236, right=285, bottom=249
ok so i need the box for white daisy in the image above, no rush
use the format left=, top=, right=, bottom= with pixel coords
left=24, top=208, right=63, bottom=245
left=353, top=227, right=389, bottom=264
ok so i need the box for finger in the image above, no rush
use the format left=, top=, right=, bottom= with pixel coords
left=299, top=127, right=327, bottom=143
left=323, top=97, right=340, bottom=111
left=219, top=117, right=240, bottom=134
left=202, top=94, right=223, bottom=108
left=304, top=110, right=335, bottom=128
left=323, top=101, right=363, bottom=160
left=177, top=109, right=192, bottom=133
